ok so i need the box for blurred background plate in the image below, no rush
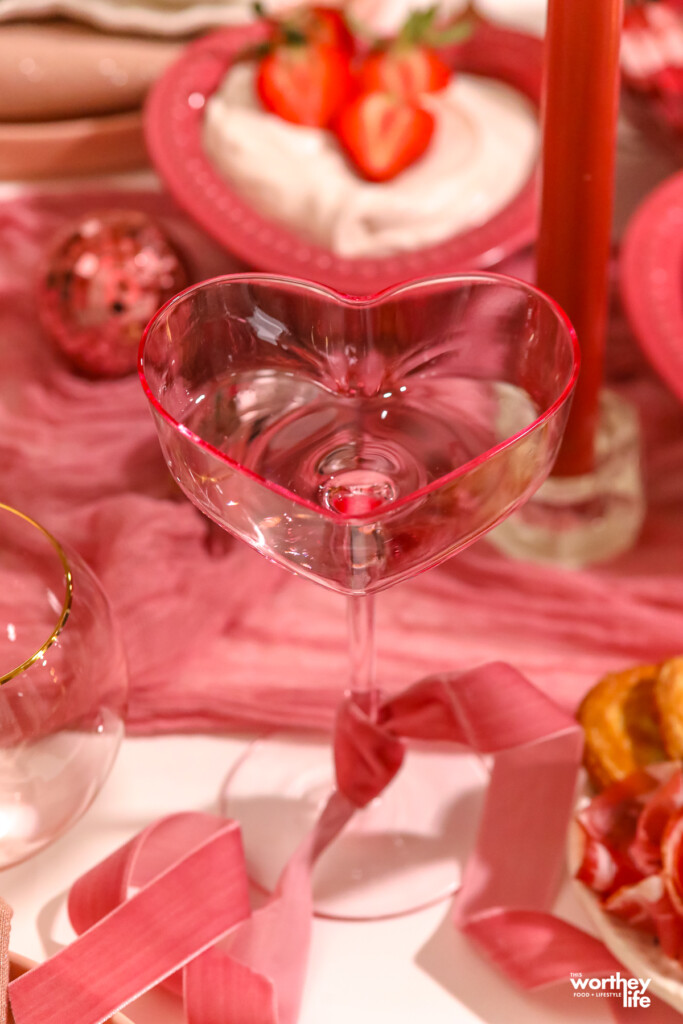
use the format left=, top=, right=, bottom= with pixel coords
left=0, top=0, right=252, bottom=35
left=0, top=20, right=184, bottom=180
left=619, top=169, right=683, bottom=405
left=144, top=18, right=543, bottom=294
left=0, top=0, right=546, bottom=38
left=0, top=109, right=148, bottom=180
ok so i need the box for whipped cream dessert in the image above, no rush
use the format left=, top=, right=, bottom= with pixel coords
left=202, top=62, right=538, bottom=259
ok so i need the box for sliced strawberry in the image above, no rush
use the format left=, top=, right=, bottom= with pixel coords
left=254, top=0, right=353, bottom=50
left=352, top=4, right=470, bottom=101
left=334, top=91, right=434, bottom=182
left=256, top=41, right=352, bottom=127
left=356, top=45, right=451, bottom=100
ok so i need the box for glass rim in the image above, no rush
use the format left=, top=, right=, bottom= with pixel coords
left=0, top=503, right=73, bottom=686
left=138, top=271, right=581, bottom=524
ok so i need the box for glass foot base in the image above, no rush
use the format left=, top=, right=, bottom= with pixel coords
left=490, top=390, right=645, bottom=568
left=221, top=733, right=488, bottom=920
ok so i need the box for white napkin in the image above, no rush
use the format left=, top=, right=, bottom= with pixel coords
left=202, top=62, right=538, bottom=259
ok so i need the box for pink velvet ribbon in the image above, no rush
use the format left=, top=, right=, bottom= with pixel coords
left=11, top=662, right=671, bottom=1024
left=0, top=898, right=11, bottom=1024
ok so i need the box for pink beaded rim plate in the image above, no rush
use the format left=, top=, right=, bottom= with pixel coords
left=619, top=169, right=683, bottom=404
left=144, top=20, right=542, bottom=295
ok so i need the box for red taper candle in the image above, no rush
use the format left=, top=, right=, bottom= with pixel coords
left=537, top=0, right=624, bottom=476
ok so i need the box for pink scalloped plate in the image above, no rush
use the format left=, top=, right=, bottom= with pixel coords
left=144, top=20, right=542, bottom=295
left=619, top=170, right=683, bottom=404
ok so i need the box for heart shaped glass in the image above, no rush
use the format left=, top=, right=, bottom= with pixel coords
left=139, top=272, right=579, bottom=917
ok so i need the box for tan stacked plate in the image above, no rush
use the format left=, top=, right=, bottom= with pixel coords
left=0, top=22, right=181, bottom=178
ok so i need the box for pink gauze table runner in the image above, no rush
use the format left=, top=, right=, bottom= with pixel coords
left=1, top=190, right=683, bottom=733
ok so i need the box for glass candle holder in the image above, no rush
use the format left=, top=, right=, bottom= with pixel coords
left=0, top=504, right=128, bottom=867
left=490, top=389, right=645, bottom=566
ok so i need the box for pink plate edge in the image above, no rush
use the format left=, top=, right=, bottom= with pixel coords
left=619, top=168, right=683, bottom=404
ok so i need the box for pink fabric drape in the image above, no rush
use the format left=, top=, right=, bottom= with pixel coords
left=0, top=191, right=681, bottom=736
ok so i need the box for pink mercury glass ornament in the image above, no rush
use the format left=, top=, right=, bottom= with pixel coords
left=39, top=210, right=188, bottom=379
left=139, top=272, right=579, bottom=919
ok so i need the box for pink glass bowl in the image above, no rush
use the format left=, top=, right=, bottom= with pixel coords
left=0, top=504, right=128, bottom=867
left=144, top=20, right=542, bottom=295
left=140, top=273, right=579, bottom=596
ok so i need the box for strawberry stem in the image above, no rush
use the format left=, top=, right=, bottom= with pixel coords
left=252, top=1, right=310, bottom=46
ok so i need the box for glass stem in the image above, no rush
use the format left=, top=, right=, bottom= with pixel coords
left=347, top=594, right=378, bottom=720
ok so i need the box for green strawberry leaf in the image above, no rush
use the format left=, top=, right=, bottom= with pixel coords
left=399, top=5, right=440, bottom=46
left=425, top=16, right=474, bottom=46
left=397, top=3, right=474, bottom=48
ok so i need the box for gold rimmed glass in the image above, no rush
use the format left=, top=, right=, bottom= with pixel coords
left=0, top=503, right=128, bottom=867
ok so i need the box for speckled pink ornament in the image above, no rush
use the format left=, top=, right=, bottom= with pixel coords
left=39, top=210, right=188, bottom=378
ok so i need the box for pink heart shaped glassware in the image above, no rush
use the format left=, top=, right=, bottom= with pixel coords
left=139, top=272, right=579, bottom=918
